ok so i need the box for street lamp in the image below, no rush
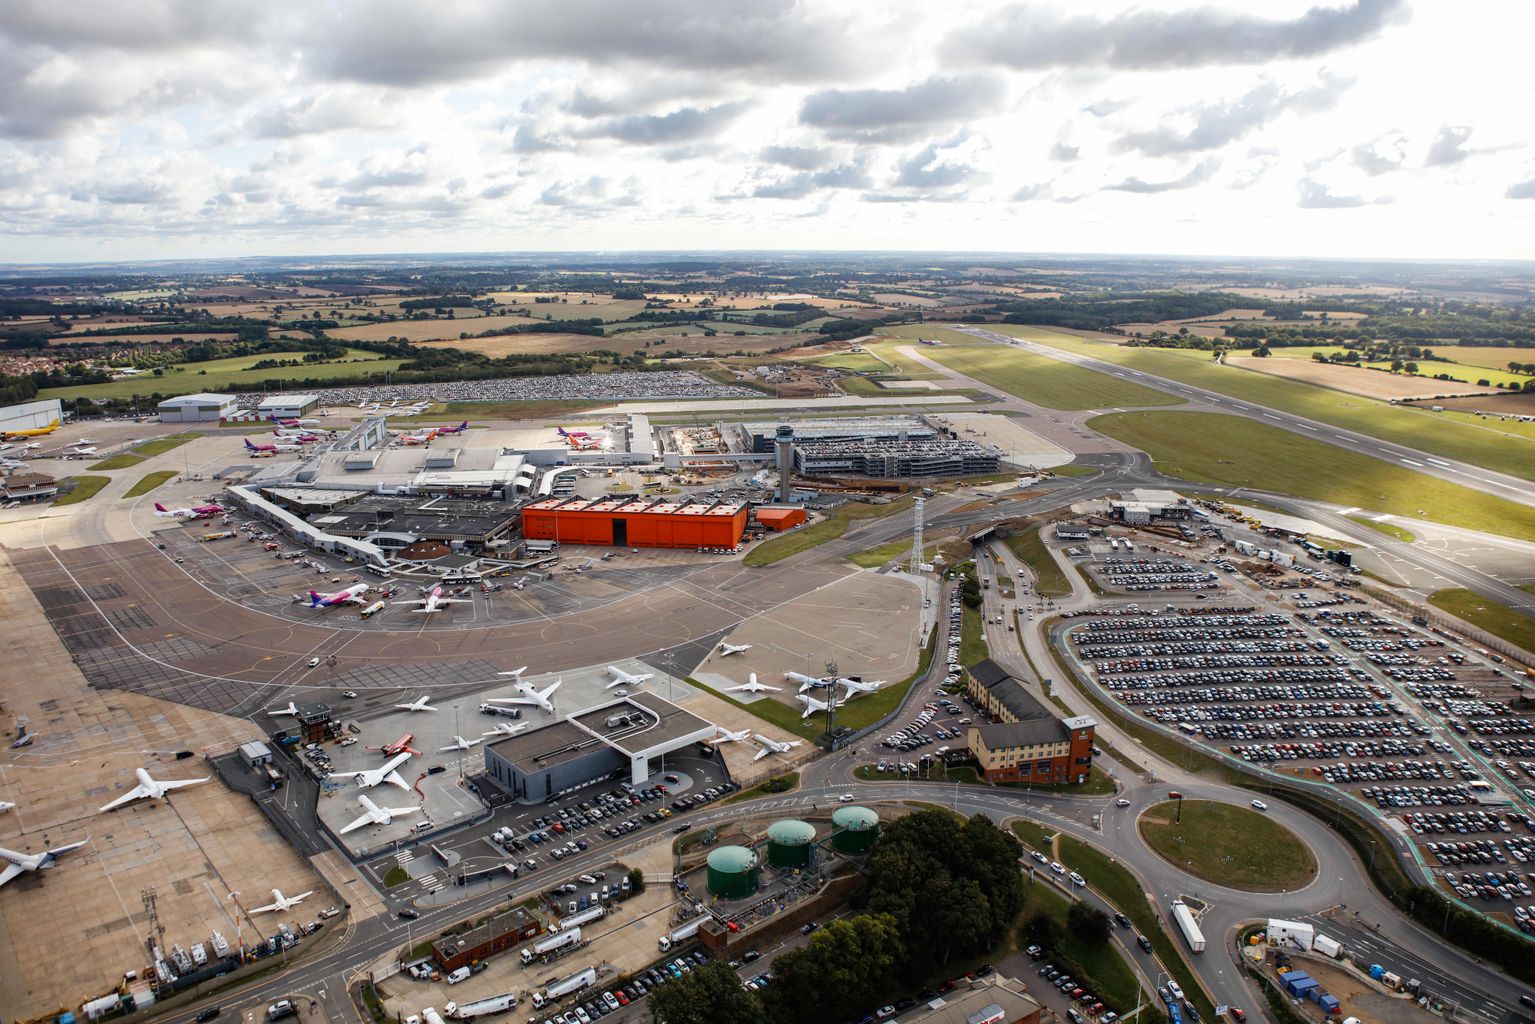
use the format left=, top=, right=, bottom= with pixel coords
left=454, top=704, right=463, bottom=781
left=227, top=891, right=245, bottom=963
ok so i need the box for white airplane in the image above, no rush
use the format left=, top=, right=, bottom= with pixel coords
left=795, top=693, right=831, bottom=719
left=331, top=751, right=412, bottom=791
left=439, top=735, right=482, bottom=752
left=309, top=584, right=370, bottom=608
left=717, top=642, right=752, bottom=656
left=727, top=673, right=781, bottom=694
left=786, top=671, right=832, bottom=692
left=0, top=801, right=14, bottom=813
left=394, top=586, right=469, bottom=615
left=339, top=794, right=422, bottom=835
left=99, top=767, right=210, bottom=812
left=481, top=721, right=530, bottom=739
left=839, top=678, right=888, bottom=698
left=248, top=888, right=313, bottom=914
left=394, top=694, right=437, bottom=713
left=0, top=836, right=89, bottom=888
left=70, top=445, right=97, bottom=455
left=751, top=734, right=806, bottom=761
left=483, top=677, right=561, bottom=715
left=606, top=665, right=652, bottom=689
left=268, top=702, right=300, bottom=717
left=713, top=727, right=752, bottom=745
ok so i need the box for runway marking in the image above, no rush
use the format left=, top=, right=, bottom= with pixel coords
left=1400, top=458, right=1426, bottom=467
left=1425, top=458, right=1450, bottom=467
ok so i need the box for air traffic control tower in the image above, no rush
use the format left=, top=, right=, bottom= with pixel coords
left=775, top=424, right=794, bottom=503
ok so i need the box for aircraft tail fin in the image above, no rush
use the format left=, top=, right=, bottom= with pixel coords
left=309, top=590, right=324, bottom=606
left=154, top=503, right=167, bottom=512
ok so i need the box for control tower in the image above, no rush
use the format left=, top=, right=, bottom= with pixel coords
left=775, top=424, right=795, bottom=503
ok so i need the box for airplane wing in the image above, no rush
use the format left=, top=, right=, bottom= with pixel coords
left=161, top=777, right=209, bottom=793
left=484, top=696, right=536, bottom=705
left=753, top=746, right=772, bottom=761
left=0, top=862, right=27, bottom=888
left=99, top=785, right=152, bottom=812
left=340, top=810, right=376, bottom=835
left=248, top=899, right=281, bottom=914
left=382, top=771, right=410, bottom=791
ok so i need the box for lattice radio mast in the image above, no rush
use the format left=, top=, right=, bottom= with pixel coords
left=909, top=496, right=925, bottom=575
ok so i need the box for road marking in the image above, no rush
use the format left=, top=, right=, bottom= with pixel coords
left=1400, top=458, right=1425, bottom=467
left=1297, top=423, right=1317, bottom=431
left=1232, top=404, right=1249, bottom=410
left=1264, top=413, right=1281, bottom=420
left=1425, top=458, right=1450, bottom=467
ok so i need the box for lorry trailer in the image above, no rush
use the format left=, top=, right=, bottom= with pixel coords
left=658, top=914, right=710, bottom=951
left=1171, top=900, right=1206, bottom=954
left=444, top=992, right=518, bottom=1019
left=522, top=926, right=582, bottom=964
left=555, top=905, right=606, bottom=931
left=421, top=1009, right=447, bottom=1024
left=531, top=966, right=597, bottom=1008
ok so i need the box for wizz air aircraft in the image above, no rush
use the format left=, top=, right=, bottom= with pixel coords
left=249, top=887, right=313, bottom=913
left=394, top=586, right=469, bottom=614
left=331, top=751, right=412, bottom=790
left=606, top=665, right=652, bottom=689
left=244, top=438, right=303, bottom=454
left=273, top=428, right=323, bottom=443
left=309, top=584, right=370, bottom=607
left=483, top=673, right=561, bottom=715
left=99, top=767, right=210, bottom=812
left=718, top=642, right=752, bottom=656
left=434, top=421, right=469, bottom=435
left=154, top=501, right=227, bottom=519
left=728, top=673, right=780, bottom=694
left=0, top=836, right=89, bottom=888
left=271, top=417, right=323, bottom=427
left=340, top=794, right=421, bottom=835
left=752, top=735, right=805, bottom=761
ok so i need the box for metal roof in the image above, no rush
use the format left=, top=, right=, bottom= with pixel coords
left=706, top=845, right=759, bottom=873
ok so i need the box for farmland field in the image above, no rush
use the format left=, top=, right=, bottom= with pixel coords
left=918, top=340, right=1184, bottom=410
left=47, top=331, right=242, bottom=347
left=418, top=329, right=804, bottom=359
left=994, top=325, right=1535, bottom=480
left=1090, top=410, right=1535, bottom=542
left=328, top=315, right=544, bottom=342
left=39, top=349, right=405, bottom=402
left=1224, top=355, right=1491, bottom=400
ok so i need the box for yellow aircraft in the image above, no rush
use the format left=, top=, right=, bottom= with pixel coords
left=2, top=417, right=60, bottom=440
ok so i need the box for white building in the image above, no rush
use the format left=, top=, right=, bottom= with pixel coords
left=0, top=398, right=63, bottom=435
left=258, top=394, right=319, bottom=418
left=156, top=393, right=237, bottom=422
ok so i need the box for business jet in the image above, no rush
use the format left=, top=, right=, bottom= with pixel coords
left=2, top=417, right=59, bottom=440
left=268, top=702, right=301, bottom=718
left=0, top=836, right=89, bottom=888
left=394, top=694, right=437, bottom=713
left=439, top=735, right=482, bottom=752
left=752, top=735, right=805, bottom=761
left=483, top=677, right=561, bottom=715
left=377, top=734, right=420, bottom=757
left=839, top=678, right=888, bottom=698
left=795, top=693, right=831, bottom=719
left=99, top=767, right=211, bottom=812
left=153, top=501, right=228, bottom=519
left=713, top=727, right=752, bottom=745
left=786, top=671, right=832, bottom=692
left=309, top=584, right=370, bottom=608
left=331, top=751, right=412, bottom=791
left=244, top=438, right=303, bottom=454
left=717, top=642, right=752, bottom=656
left=482, top=721, right=530, bottom=739
left=0, top=800, right=14, bottom=813
left=248, top=888, right=313, bottom=914
left=394, top=586, right=469, bottom=615
left=728, top=674, right=781, bottom=694
left=606, top=666, right=652, bottom=689
left=70, top=445, right=98, bottom=455
left=339, top=795, right=421, bottom=835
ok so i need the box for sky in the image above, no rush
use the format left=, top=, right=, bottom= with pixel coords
left=2, top=0, right=1533, bottom=264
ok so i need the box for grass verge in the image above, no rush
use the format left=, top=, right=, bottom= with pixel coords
left=1348, top=515, right=1417, bottom=543
left=1429, top=588, right=1535, bottom=657
left=123, top=470, right=178, bottom=497
left=382, top=866, right=409, bottom=888
left=1090, top=411, right=1535, bottom=543
left=960, top=603, right=988, bottom=665
left=1019, top=877, right=1148, bottom=1014
left=1138, top=800, right=1318, bottom=892
left=848, top=538, right=937, bottom=569
left=53, top=475, right=111, bottom=505
left=1003, top=526, right=1072, bottom=597
left=1050, top=464, right=1102, bottom=478
left=921, top=342, right=1183, bottom=410
left=744, top=496, right=915, bottom=567
left=722, top=772, right=798, bottom=806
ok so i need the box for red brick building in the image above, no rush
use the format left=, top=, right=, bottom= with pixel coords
left=964, top=658, right=1095, bottom=785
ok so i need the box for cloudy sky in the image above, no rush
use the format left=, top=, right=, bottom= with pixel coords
left=2, top=0, right=1533, bottom=263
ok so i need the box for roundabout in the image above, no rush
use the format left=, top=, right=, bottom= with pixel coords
left=1137, top=798, right=1319, bottom=893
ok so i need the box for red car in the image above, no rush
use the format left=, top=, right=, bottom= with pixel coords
left=1230, top=1010, right=1246, bottom=1023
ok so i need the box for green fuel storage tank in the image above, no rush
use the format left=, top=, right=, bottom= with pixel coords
left=706, top=845, right=760, bottom=899
left=831, top=805, right=880, bottom=854
left=765, top=819, right=817, bottom=868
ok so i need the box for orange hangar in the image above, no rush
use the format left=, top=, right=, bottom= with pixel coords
left=521, top=496, right=748, bottom=549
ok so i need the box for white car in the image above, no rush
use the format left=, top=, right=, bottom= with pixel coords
left=1115, top=798, right=1131, bottom=808
left=1251, top=799, right=1269, bottom=811
left=307, top=657, right=321, bottom=668
left=839, top=793, right=855, bottom=802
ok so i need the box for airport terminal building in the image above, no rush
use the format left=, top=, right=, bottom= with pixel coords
left=482, top=692, right=717, bottom=803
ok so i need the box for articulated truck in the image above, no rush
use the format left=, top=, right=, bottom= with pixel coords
left=1171, top=899, right=1206, bottom=953
left=555, top=905, right=607, bottom=931
left=658, top=914, right=710, bottom=952
left=521, top=926, right=583, bottom=965
left=443, top=992, right=517, bottom=1019
left=530, top=966, right=597, bottom=1009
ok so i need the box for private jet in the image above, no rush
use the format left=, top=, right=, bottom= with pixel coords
left=727, top=673, right=781, bottom=694
left=99, top=767, right=211, bottom=812
left=394, top=694, right=437, bottom=713
left=606, top=666, right=652, bottom=689
left=69, top=445, right=97, bottom=455
left=795, top=693, right=831, bottom=719
left=154, top=501, right=228, bottom=519
left=786, top=671, right=833, bottom=692
left=394, top=586, right=469, bottom=615
left=377, top=734, right=420, bottom=757
left=330, top=751, right=412, bottom=791
left=839, top=678, right=888, bottom=698
left=717, top=642, right=752, bottom=656
left=0, top=801, right=14, bottom=813
left=0, top=837, right=89, bottom=888
left=439, top=735, right=482, bottom=752
left=249, top=888, right=313, bottom=914
left=308, top=584, right=370, bottom=608
left=483, top=676, right=561, bottom=715
left=713, top=727, right=752, bottom=745
left=481, top=721, right=530, bottom=739
left=267, top=702, right=301, bottom=718
left=339, top=795, right=422, bottom=835
left=752, top=735, right=805, bottom=761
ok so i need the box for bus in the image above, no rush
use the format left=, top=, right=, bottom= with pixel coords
left=363, top=564, right=392, bottom=578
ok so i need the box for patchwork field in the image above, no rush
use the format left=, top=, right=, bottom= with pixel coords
left=47, top=331, right=242, bottom=347
left=39, top=348, right=404, bottom=401
left=917, top=340, right=1184, bottom=410
left=1225, top=355, right=1491, bottom=400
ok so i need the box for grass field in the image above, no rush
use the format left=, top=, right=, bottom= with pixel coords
left=1017, top=877, right=1148, bottom=1015
left=802, top=350, right=889, bottom=372
left=722, top=772, right=799, bottom=806
left=1050, top=464, right=1102, bottom=478
left=1004, top=526, right=1072, bottom=596
left=960, top=603, right=989, bottom=665
left=1139, top=800, right=1317, bottom=891
left=53, top=475, right=110, bottom=506
left=1090, top=411, right=1535, bottom=542
left=921, top=343, right=1183, bottom=411
left=1348, top=515, right=1416, bottom=543
left=88, top=433, right=199, bottom=470
left=123, top=470, right=178, bottom=497
left=847, top=539, right=937, bottom=568
left=995, top=326, right=1535, bottom=481
left=1429, top=589, right=1535, bottom=656
left=743, top=496, right=915, bottom=567
left=1270, top=344, right=1535, bottom=388
left=40, top=350, right=404, bottom=402
left=428, top=399, right=602, bottom=419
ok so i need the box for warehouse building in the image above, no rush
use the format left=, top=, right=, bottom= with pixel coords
left=965, top=658, right=1095, bottom=785
left=257, top=394, right=320, bottom=419
left=156, top=393, right=236, bottom=422
left=793, top=438, right=999, bottom=478
left=483, top=692, right=717, bottom=803
left=431, top=907, right=541, bottom=972
left=1109, top=488, right=1190, bottom=524
left=0, top=397, right=63, bottom=435
left=521, top=496, right=747, bottom=549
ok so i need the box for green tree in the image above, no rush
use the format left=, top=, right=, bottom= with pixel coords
left=1024, top=910, right=1062, bottom=949
left=1253, top=345, right=1271, bottom=357
left=1404, top=361, right=1420, bottom=375
left=649, top=961, right=766, bottom=1024
left=1067, top=901, right=1111, bottom=945
left=765, top=914, right=904, bottom=1024
left=627, top=866, right=646, bottom=895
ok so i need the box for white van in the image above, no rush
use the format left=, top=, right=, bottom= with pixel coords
left=445, top=966, right=471, bottom=985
